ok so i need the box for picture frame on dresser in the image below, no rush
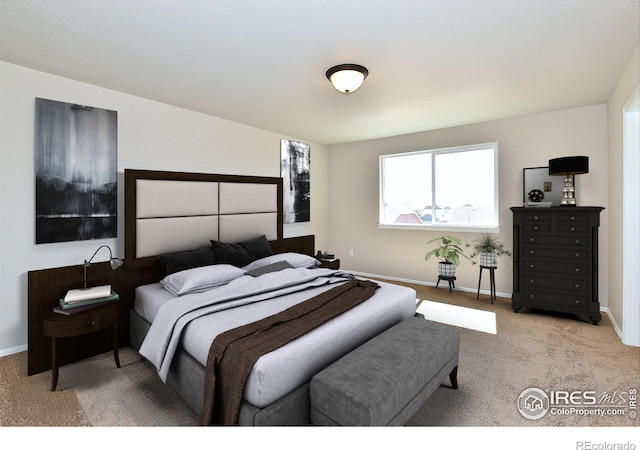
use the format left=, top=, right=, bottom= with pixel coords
left=522, top=166, right=569, bottom=207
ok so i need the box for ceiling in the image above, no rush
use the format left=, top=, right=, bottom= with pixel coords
left=1, top=1, right=638, bottom=146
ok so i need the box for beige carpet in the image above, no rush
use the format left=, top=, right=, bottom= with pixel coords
left=1, top=282, right=638, bottom=434
left=0, top=347, right=198, bottom=427
left=402, top=283, right=640, bottom=428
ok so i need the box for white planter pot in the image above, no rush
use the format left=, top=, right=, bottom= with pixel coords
left=438, top=262, right=456, bottom=277
left=480, top=251, right=497, bottom=267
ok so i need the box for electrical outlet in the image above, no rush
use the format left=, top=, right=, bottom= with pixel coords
left=349, top=249, right=354, bottom=257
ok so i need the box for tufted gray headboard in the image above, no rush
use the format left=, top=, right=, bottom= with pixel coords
left=124, top=169, right=284, bottom=269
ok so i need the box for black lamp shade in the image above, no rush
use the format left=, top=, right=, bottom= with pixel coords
left=548, top=156, right=589, bottom=175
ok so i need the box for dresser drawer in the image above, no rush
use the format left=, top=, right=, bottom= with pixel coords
left=520, top=212, right=552, bottom=223
left=521, top=274, right=590, bottom=292
left=520, top=247, right=590, bottom=260
left=522, top=234, right=590, bottom=247
left=557, top=223, right=590, bottom=233
left=521, top=259, right=590, bottom=275
left=556, top=213, right=592, bottom=224
left=520, top=288, right=589, bottom=309
left=521, top=223, right=552, bottom=233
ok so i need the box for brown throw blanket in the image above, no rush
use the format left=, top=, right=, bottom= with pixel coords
left=200, top=278, right=379, bottom=425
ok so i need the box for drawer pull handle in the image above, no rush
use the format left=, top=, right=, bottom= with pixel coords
left=574, top=283, right=581, bottom=289
left=533, top=215, right=539, bottom=220
left=570, top=216, right=576, bottom=221
left=574, top=267, right=580, bottom=272
left=529, top=279, right=535, bottom=284
left=574, top=299, right=581, bottom=304
left=570, top=226, right=576, bottom=232
left=574, top=239, right=580, bottom=244
left=529, top=250, right=535, bottom=255
left=91, top=320, right=96, bottom=325
left=529, top=293, right=535, bottom=299
left=529, top=263, right=535, bottom=269
left=529, top=237, right=535, bottom=242
left=533, top=226, right=539, bottom=231
left=575, top=252, right=581, bottom=257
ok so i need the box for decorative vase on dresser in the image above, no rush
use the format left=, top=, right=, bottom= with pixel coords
left=510, top=206, right=604, bottom=325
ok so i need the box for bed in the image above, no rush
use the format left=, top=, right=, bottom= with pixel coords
left=124, top=169, right=417, bottom=425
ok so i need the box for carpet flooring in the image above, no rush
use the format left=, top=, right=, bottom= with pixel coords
left=1, top=281, right=638, bottom=444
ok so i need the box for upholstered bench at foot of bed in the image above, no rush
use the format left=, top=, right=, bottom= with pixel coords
left=309, top=316, right=459, bottom=426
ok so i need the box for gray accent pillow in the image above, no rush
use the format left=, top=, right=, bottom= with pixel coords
left=245, top=260, right=294, bottom=277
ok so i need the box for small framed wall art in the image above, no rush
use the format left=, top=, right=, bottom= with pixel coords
left=280, top=139, right=310, bottom=223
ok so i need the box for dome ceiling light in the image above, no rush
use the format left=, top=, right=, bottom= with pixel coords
left=325, top=64, right=369, bottom=95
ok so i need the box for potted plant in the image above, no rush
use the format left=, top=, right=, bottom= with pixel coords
left=425, top=235, right=470, bottom=277
left=467, top=232, right=512, bottom=267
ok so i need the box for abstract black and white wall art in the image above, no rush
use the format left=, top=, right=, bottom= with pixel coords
left=35, top=98, right=118, bottom=244
left=280, top=139, right=310, bottom=223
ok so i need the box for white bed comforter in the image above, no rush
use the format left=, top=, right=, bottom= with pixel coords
left=138, top=267, right=417, bottom=407
left=139, top=267, right=353, bottom=382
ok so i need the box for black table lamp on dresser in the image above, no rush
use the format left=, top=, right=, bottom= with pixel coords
left=548, top=156, right=589, bottom=206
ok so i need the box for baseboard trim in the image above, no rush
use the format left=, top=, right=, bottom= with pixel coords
left=0, top=344, right=27, bottom=358
left=601, top=307, right=627, bottom=345
left=350, top=271, right=511, bottom=299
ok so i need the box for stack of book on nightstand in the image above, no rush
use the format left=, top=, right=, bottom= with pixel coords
left=53, top=285, right=119, bottom=315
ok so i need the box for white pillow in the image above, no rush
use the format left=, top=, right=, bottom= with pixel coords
left=242, top=252, right=320, bottom=271
left=160, top=264, right=246, bottom=296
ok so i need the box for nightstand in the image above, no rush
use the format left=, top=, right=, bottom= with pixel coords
left=42, top=301, right=120, bottom=391
left=317, top=258, right=340, bottom=270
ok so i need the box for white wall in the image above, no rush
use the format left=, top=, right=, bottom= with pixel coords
left=0, top=61, right=329, bottom=355
left=327, top=104, right=609, bottom=301
left=607, top=45, right=640, bottom=330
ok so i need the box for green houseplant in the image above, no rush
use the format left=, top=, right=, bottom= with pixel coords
left=425, top=235, right=470, bottom=277
left=467, top=232, right=512, bottom=267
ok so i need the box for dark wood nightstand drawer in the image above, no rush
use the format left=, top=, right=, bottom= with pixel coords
left=43, top=303, right=119, bottom=338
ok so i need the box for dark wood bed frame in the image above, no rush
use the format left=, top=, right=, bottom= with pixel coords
left=27, top=169, right=314, bottom=376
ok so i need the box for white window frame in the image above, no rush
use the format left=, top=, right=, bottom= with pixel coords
left=379, top=142, right=499, bottom=232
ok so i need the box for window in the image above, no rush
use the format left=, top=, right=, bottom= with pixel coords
left=379, top=142, right=498, bottom=230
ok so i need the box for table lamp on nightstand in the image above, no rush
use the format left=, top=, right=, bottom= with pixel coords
left=83, top=244, right=124, bottom=288
left=62, top=245, right=123, bottom=303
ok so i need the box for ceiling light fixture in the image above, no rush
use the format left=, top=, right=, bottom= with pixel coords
left=326, top=64, right=369, bottom=94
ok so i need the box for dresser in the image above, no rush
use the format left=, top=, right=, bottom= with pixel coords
left=510, top=206, right=604, bottom=325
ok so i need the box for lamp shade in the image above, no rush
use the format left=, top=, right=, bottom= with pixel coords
left=548, top=156, right=589, bottom=175
left=326, top=64, right=368, bottom=94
